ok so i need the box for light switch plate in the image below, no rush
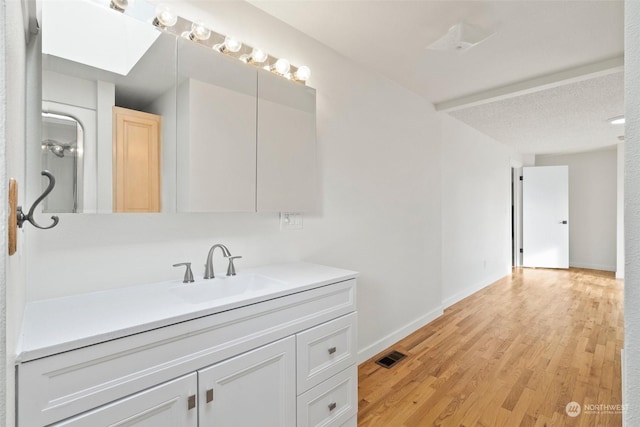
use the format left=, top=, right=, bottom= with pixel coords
left=280, top=212, right=303, bottom=230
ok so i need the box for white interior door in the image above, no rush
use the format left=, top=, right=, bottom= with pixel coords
left=522, top=165, right=569, bottom=268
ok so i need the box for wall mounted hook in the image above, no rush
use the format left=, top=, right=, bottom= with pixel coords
left=16, top=170, right=60, bottom=230
left=9, top=171, right=60, bottom=255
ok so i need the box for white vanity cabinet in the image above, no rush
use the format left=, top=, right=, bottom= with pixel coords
left=52, top=338, right=296, bottom=427
left=16, top=264, right=358, bottom=427
left=52, top=374, right=198, bottom=426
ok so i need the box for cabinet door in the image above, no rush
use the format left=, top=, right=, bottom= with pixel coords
left=199, top=336, right=296, bottom=427
left=53, top=373, right=197, bottom=427
left=112, top=106, right=161, bottom=213
left=257, top=70, right=317, bottom=212
left=176, top=38, right=257, bottom=212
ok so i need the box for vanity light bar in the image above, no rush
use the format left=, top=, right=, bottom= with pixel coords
left=150, top=7, right=311, bottom=85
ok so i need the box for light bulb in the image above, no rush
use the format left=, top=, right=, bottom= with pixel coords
left=109, top=0, right=128, bottom=12
left=250, top=48, right=268, bottom=63
left=189, top=22, right=211, bottom=41
left=223, top=36, right=242, bottom=53
left=154, top=5, right=177, bottom=28
left=274, top=58, right=290, bottom=75
left=294, top=65, right=311, bottom=81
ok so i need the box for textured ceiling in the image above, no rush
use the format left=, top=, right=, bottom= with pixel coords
left=249, top=0, right=623, bottom=104
left=450, top=71, right=624, bottom=155
left=245, top=0, right=624, bottom=155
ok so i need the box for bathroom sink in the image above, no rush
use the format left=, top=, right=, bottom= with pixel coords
left=169, top=273, right=284, bottom=304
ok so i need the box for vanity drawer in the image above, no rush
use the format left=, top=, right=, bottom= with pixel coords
left=340, top=415, right=357, bottom=427
left=297, top=312, right=357, bottom=393
left=18, top=280, right=356, bottom=427
left=297, top=365, right=357, bottom=427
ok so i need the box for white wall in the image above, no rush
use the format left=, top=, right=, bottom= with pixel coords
left=1, top=0, right=31, bottom=423
left=4, top=2, right=564, bottom=422
left=624, top=0, right=640, bottom=422
left=24, top=0, right=443, bottom=364
left=441, top=114, right=515, bottom=307
left=0, top=3, right=7, bottom=421
left=617, top=143, right=624, bottom=279
left=536, top=148, right=617, bottom=272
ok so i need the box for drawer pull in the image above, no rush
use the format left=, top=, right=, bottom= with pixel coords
left=328, top=346, right=337, bottom=355
left=328, top=402, right=337, bottom=411
left=206, top=388, right=214, bottom=403
left=188, top=395, right=196, bottom=410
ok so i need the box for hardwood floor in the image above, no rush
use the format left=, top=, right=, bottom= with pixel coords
left=358, top=268, right=623, bottom=427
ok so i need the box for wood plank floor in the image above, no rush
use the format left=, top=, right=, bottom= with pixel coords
left=358, top=268, right=623, bottom=427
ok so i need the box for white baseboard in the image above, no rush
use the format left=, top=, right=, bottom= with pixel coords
left=441, top=271, right=507, bottom=310
left=357, top=305, right=444, bottom=364
left=622, top=348, right=626, bottom=427
left=356, top=271, right=508, bottom=365
left=569, top=261, right=616, bottom=272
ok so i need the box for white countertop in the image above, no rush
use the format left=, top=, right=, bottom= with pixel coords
left=17, top=262, right=358, bottom=362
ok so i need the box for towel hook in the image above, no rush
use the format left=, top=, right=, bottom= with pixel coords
left=17, top=170, right=59, bottom=230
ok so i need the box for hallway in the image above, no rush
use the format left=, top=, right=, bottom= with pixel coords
left=358, top=268, right=623, bottom=426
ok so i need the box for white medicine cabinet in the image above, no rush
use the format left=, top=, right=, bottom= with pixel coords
left=38, top=0, right=318, bottom=215
left=176, top=39, right=317, bottom=213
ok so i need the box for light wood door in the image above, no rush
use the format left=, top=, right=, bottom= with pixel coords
left=198, top=336, right=296, bottom=427
left=53, top=373, right=197, bottom=426
left=113, top=106, right=161, bottom=212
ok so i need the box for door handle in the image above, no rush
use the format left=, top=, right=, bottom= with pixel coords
left=559, top=220, right=568, bottom=224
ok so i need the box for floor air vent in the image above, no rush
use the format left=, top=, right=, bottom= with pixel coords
left=375, top=350, right=407, bottom=369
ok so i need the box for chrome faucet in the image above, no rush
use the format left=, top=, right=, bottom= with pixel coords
left=204, top=244, right=231, bottom=279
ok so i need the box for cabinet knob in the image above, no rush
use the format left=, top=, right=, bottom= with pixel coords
left=328, top=402, right=337, bottom=411
left=328, top=346, right=337, bottom=355
left=188, top=395, right=196, bottom=410
left=206, top=388, right=214, bottom=403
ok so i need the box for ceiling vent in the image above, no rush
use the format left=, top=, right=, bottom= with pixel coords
left=426, top=22, right=494, bottom=52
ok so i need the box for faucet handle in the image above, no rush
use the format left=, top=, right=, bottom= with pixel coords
left=173, top=262, right=195, bottom=283
left=226, top=256, right=242, bottom=276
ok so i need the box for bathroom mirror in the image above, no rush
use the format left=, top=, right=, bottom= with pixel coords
left=40, top=0, right=177, bottom=213
left=41, top=112, right=84, bottom=213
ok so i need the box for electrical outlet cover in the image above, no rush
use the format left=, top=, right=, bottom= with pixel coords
left=280, top=212, right=303, bottom=230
